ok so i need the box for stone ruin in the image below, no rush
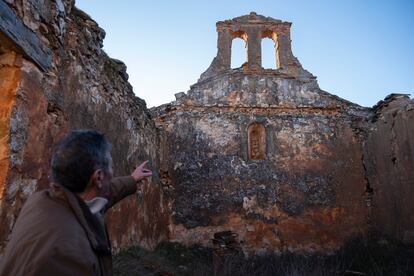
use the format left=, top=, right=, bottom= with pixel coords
left=0, top=1, right=413, bottom=255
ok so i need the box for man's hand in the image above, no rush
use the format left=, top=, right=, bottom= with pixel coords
left=131, top=161, right=153, bottom=182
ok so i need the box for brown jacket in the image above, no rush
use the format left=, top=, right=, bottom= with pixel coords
left=0, top=176, right=137, bottom=276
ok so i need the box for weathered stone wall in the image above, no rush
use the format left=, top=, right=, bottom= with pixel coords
left=156, top=13, right=413, bottom=254
left=152, top=12, right=413, bottom=254
left=364, top=95, right=414, bottom=243
left=1, top=4, right=413, bottom=257
left=0, top=0, right=168, bottom=252
left=153, top=70, right=372, bottom=253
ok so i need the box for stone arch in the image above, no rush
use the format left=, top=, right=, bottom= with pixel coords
left=247, top=122, right=266, bottom=160
left=231, top=30, right=248, bottom=69
left=261, top=29, right=280, bottom=69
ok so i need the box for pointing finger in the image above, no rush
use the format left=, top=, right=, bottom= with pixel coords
left=138, top=160, right=149, bottom=169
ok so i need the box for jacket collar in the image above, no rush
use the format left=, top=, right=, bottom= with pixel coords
left=49, top=183, right=112, bottom=256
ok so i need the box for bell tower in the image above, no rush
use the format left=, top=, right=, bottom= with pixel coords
left=199, top=12, right=313, bottom=82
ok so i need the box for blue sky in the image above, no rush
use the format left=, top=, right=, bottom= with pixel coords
left=75, top=0, right=414, bottom=108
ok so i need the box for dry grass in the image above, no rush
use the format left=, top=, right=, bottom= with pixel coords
left=114, top=235, right=414, bottom=276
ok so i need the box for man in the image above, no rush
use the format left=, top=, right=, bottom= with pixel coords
left=0, top=129, right=152, bottom=275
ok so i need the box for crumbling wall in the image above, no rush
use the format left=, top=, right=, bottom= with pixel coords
left=0, top=53, right=21, bottom=206
left=151, top=13, right=376, bottom=254
left=364, top=94, right=414, bottom=243
left=1, top=4, right=413, bottom=257
left=154, top=75, right=371, bottom=253
left=0, top=0, right=168, bottom=252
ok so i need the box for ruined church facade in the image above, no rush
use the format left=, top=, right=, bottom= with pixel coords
left=0, top=2, right=413, bottom=255
left=152, top=13, right=372, bottom=252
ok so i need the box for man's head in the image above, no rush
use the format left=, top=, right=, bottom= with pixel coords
left=51, top=130, right=113, bottom=196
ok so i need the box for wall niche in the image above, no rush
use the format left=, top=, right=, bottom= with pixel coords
left=247, top=122, right=266, bottom=160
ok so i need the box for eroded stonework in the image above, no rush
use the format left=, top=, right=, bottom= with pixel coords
left=0, top=5, right=413, bottom=256
left=364, top=94, right=414, bottom=243
left=152, top=13, right=413, bottom=253
left=0, top=0, right=168, bottom=253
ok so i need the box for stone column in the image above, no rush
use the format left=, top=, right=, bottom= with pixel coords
left=246, top=26, right=262, bottom=71
left=216, top=28, right=232, bottom=70
left=272, top=32, right=280, bottom=69
left=276, top=28, right=293, bottom=69
left=198, top=27, right=232, bottom=80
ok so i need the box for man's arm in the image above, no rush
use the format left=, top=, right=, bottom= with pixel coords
left=105, top=176, right=139, bottom=210
left=105, top=161, right=152, bottom=210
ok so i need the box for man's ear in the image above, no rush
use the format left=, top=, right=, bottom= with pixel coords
left=91, top=169, right=104, bottom=189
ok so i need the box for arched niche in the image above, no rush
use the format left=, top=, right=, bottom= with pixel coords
left=230, top=30, right=248, bottom=69
left=261, top=29, right=280, bottom=69
left=247, top=123, right=266, bottom=160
